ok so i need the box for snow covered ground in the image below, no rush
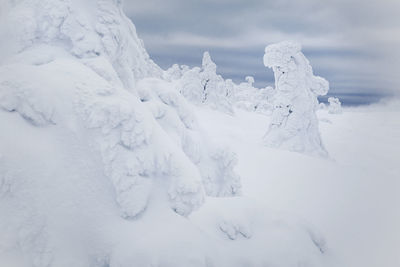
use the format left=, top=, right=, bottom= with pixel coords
left=0, top=1, right=399, bottom=266
left=194, top=102, right=400, bottom=267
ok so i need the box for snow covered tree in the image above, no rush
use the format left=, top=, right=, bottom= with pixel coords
left=137, top=78, right=241, bottom=197
left=254, top=86, right=275, bottom=114
left=245, top=76, right=255, bottom=86
left=263, top=41, right=329, bottom=156
left=164, top=63, right=182, bottom=81
left=179, top=67, right=204, bottom=104
left=328, top=97, right=343, bottom=114
left=0, top=0, right=207, bottom=221
left=176, top=52, right=234, bottom=114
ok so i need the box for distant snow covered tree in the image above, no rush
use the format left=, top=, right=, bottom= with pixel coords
left=234, top=76, right=259, bottom=111
left=263, top=41, right=329, bottom=156
left=254, top=86, right=275, bottom=115
left=245, top=76, right=255, bottom=86
left=171, top=52, right=234, bottom=114
left=164, top=63, right=182, bottom=81
left=318, top=102, right=327, bottom=110
left=225, top=79, right=236, bottom=99
left=179, top=67, right=204, bottom=104
left=166, top=54, right=277, bottom=115
left=328, top=97, right=343, bottom=114
left=200, top=52, right=233, bottom=113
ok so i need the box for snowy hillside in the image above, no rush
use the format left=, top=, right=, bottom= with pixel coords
left=0, top=1, right=399, bottom=267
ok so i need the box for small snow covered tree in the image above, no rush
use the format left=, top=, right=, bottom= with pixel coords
left=234, top=76, right=256, bottom=111
left=263, top=41, right=329, bottom=156
left=318, top=102, right=327, bottom=110
left=225, top=79, right=236, bottom=99
left=245, top=76, right=255, bottom=86
left=200, top=52, right=226, bottom=106
left=328, top=97, right=342, bottom=114
left=171, top=52, right=233, bottom=114
left=254, top=86, right=275, bottom=114
left=164, top=64, right=182, bottom=81
left=179, top=67, right=204, bottom=104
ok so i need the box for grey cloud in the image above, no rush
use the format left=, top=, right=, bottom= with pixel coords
left=123, top=0, right=400, bottom=105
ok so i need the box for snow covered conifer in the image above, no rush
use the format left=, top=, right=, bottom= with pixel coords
left=198, top=52, right=233, bottom=113
left=328, top=97, right=343, bottom=114
left=245, top=76, right=255, bottom=87
left=263, top=41, right=329, bottom=156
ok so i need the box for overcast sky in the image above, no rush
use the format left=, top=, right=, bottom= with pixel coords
left=123, top=0, right=400, bottom=105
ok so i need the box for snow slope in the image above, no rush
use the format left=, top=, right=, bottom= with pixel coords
left=194, top=102, right=400, bottom=267
left=0, top=0, right=328, bottom=266
left=1, top=0, right=398, bottom=267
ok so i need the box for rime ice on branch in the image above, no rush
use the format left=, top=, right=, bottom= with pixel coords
left=263, top=41, right=329, bottom=156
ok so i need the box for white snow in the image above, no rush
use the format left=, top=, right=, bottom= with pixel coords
left=263, top=41, right=329, bottom=157
left=194, top=102, right=400, bottom=267
left=0, top=1, right=399, bottom=267
left=328, top=97, right=342, bottom=114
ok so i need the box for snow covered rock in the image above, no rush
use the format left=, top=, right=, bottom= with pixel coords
left=263, top=41, right=329, bottom=156
left=328, top=97, right=343, bottom=114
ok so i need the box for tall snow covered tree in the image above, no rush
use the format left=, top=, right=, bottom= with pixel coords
left=263, top=41, right=329, bottom=156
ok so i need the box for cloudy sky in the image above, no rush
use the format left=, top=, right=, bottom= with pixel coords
left=123, top=0, right=400, bottom=105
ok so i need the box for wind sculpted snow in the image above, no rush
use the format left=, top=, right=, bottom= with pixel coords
left=0, top=0, right=346, bottom=266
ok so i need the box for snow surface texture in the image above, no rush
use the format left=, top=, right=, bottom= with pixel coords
left=195, top=103, right=400, bottom=267
left=0, top=1, right=336, bottom=266
left=328, top=97, right=342, bottom=114
left=263, top=41, right=329, bottom=156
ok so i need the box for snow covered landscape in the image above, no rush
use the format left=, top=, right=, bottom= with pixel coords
left=0, top=0, right=399, bottom=267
